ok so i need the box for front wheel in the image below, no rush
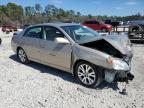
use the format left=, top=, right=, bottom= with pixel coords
left=76, top=61, right=102, bottom=87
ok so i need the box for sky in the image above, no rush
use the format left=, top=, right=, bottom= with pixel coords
left=0, top=0, right=144, bottom=16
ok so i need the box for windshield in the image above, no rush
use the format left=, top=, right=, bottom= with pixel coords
left=61, top=25, right=100, bottom=42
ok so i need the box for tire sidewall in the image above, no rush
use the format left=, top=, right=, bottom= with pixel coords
left=75, top=61, right=100, bottom=87
left=17, top=48, right=28, bottom=64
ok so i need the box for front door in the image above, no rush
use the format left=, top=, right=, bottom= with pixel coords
left=39, top=26, right=72, bottom=71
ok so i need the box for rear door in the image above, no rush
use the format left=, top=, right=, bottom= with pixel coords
left=22, top=26, right=42, bottom=60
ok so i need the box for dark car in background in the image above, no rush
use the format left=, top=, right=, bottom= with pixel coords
left=127, top=20, right=144, bottom=31
left=83, top=20, right=112, bottom=32
left=104, top=20, right=123, bottom=27
left=126, top=20, right=144, bottom=41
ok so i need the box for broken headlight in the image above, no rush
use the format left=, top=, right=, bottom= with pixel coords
left=107, top=56, right=130, bottom=71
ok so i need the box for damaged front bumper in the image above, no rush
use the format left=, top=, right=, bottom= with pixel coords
left=104, top=70, right=134, bottom=83
left=104, top=55, right=134, bottom=83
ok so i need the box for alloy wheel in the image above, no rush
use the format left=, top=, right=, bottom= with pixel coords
left=18, top=49, right=27, bottom=63
left=77, top=64, right=96, bottom=85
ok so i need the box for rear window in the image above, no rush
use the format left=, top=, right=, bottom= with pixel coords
left=24, top=27, right=42, bottom=39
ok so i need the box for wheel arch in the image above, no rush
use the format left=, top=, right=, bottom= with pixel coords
left=72, top=59, right=105, bottom=76
left=73, top=59, right=105, bottom=86
left=73, top=59, right=91, bottom=76
left=16, top=46, right=27, bottom=56
left=16, top=46, right=29, bottom=63
left=16, top=46, right=23, bottom=53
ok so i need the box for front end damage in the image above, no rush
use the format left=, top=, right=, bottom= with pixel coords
left=105, top=69, right=134, bottom=83
left=104, top=53, right=134, bottom=83
left=80, top=38, right=134, bottom=83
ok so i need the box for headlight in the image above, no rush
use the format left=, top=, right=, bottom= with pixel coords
left=107, top=56, right=130, bottom=70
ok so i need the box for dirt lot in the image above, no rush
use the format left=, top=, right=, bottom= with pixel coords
left=0, top=31, right=144, bottom=108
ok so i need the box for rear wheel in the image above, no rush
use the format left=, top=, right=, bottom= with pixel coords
left=75, top=61, right=102, bottom=87
left=17, top=48, right=29, bottom=63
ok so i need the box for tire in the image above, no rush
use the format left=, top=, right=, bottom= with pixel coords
left=75, top=61, right=102, bottom=87
left=132, top=28, right=139, bottom=31
left=17, top=48, right=29, bottom=64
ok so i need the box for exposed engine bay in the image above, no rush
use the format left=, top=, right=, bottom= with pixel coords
left=80, top=39, right=124, bottom=58
left=80, top=39, right=134, bottom=83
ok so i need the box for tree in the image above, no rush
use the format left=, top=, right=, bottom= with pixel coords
left=69, top=10, right=75, bottom=16
left=0, top=5, right=7, bottom=25
left=35, top=3, right=42, bottom=13
left=25, top=6, right=35, bottom=16
left=76, top=12, right=81, bottom=17
left=88, top=14, right=92, bottom=19
left=57, top=8, right=67, bottom=18
left=45, top=4, right=58, bottom=16
left=1, top=2, right=144, bottom=26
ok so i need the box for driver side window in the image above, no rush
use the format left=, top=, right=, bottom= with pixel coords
left=43, top=26, right=64, bottom=41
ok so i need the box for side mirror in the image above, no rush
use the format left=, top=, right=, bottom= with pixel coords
left=55, top=37, right=70, bottom=44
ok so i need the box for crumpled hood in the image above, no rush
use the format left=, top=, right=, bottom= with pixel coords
left=103, top=34, right=130, bottom=55
left=79, top=34, right=130, bottom=55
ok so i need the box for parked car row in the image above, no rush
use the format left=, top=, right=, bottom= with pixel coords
left=11, top=23, right=134, bottom=87
left=83, top=20, right=112, bottom=32
left=127, top=20, right=144, bottom=31
left=2, top=25, right=17, bottom=33
left=104, top=20, right=144, bottom=31
left=104, top=20, right=124, bottom=27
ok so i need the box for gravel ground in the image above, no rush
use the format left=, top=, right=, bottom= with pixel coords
left=0, top=31, right=144, bottom=108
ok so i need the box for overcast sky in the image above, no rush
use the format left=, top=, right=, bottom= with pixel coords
left=0, top=0, right=144, bottom=16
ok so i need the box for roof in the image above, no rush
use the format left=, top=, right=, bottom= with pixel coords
left=31, top=23, right=80, bottom=27
left=130, top=20, right=144, bottom=25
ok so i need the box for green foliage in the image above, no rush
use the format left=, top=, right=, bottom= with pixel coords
left=35, top=3, right=42, bottom=13
left=0, top=2, right=144, bottom=26
left=0, top=3, right=23, bottom=25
